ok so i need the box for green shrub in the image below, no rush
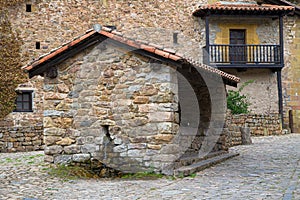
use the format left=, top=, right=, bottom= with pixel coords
left=227, top=80, right=253, bottom=114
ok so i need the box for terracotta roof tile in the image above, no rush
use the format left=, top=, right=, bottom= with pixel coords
left=264, top=0, right=300, bottom=15
left=22, top=26, right=240, bottom=84
left=148, top=43, right=164, bottom=50
left=140, top=44, right=156, bottom=53
left=193, top=2, right=294, bottom=17
left=163, top=48, right=177, bottom=54
left=136, top=39, right=149, bottom=45
left=168, top=54, right=181, bottom=61
left=126, top=39, right=141, bottom=49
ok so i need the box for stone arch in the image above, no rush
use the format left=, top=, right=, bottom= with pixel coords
left=177, top=63, right=213, bottom=157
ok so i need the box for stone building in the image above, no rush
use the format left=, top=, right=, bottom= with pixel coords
left=194, top=0, right=300, bottom=135
left=1, top=0, right=208, bottom=153
left=1, top=0, right=299, bottom=160
left=263, top=0, right=300, bottom=132
left=22, top=27, right=239, bottom=174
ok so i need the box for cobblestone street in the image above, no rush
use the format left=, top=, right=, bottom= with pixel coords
left=0, top=134, right=299, bottom=200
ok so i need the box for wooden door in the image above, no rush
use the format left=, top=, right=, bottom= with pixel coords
left=229, top=29, right=246, bottom=63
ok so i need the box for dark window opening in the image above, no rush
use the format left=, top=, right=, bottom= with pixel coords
left=36, top=42, right=40, bottom=49
left=14, top=91, right=33, bottom=112
left=26, top=4, right=32, bottom=12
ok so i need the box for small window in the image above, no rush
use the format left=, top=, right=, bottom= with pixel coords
left=35, top=42, right=40, bottom=49
left=26, top=4, right=32, bottom=12
left=14, top=91, right=33, bottom=112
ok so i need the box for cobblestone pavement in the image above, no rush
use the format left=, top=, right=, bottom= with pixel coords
left=0, top=134, right=299, bottom=200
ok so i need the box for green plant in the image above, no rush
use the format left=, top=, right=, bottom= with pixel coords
left=176, top=172, right=185, bottom=178
left=227, top=80, right=254, bottom=114
left=121, top=170, right=164, bottom=180
left=46, top=164, right=98, bottom=181
left=0, top=3, right=27, bottom=119
left=188, top=173, right=197, bottom=178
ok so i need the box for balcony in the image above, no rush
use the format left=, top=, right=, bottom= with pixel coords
left=204, top=44, right=283, bottom=68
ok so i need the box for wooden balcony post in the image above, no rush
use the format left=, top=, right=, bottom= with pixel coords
left=277, top=69, right=284, bottom=127
left=205, top=16, right=210, bottom=65
left=279, top=15, right=284, bottom=67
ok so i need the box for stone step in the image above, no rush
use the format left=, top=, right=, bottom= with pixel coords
left=175, top=151, right=228, bottom=168
left=174, top=152, right=239, bottom=176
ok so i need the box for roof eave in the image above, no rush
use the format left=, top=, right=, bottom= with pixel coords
left=193, top=5, right=295, bottom=17
left=263, top=0, right=300, bottom=15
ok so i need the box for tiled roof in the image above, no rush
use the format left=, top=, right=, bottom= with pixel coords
left=193, top=2, right=294, bottom=17
left=263, top=0, right=300, bottom=15
left=22, top=25, right=240, bottom=84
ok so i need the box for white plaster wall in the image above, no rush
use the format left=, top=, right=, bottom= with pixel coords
left=225, top=69, right=279, bottom=114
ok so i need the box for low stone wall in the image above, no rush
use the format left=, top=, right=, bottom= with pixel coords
left=225, top=113, right=282, bottom=147
left=0, top=77, right=44, bottom=153
left=0, top=125, right=44, bottom=153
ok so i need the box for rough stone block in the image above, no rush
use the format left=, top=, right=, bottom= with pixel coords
left=54, top=155, right=73, bottom=164
left=44, top=145, right=63, bottom=155
left=56, top=137, right=75, bottom=146
left=147, top=144, right=161, bottom=150
left=73, top=154, right=90, bottom=163
left=128, top=149, right=143, bottom=157
left=44, top=155, right=54, bottom=163
left=57, top=83, right=70, bottom=93
left=157, top=122, right=179, bottom=134
left=148, top=112, right=175, bottom=122
left=154, top=134, right=174, bottom=142
left=44, top=128, right=65, bottom=136
left=44, top=110, right=64, bottom=117
left=81, top=144, right=98, bottom=153
left=32, top=140, right=42, bottom=146
left=133, top=96, right=149, bottom=104
left=113, top=144, right=127, bottom=153
left=44, top=136, right=62, bottom=146
left=64, top=145, right=81, bottom=154
left=128, top=143, right=147, bottom=149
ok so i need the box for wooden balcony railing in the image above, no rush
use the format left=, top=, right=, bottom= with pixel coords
left=206, top=44, right=282, bottom=67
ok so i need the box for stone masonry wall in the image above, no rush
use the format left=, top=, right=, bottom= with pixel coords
left=0, top=76, right=44, bottom=152
left=41, top=37, right=229, bottom=174
left=282, top=15, right=300, bottom=131
left=0, top=126, right=43, bottom=152
left=225, top=112, right=282, bottom=147
left=42, top=42, right=185, bottom=173
left=225, top=69, right=279, bottom=115
left=7, top=0, right=207, bottom=65
left=4, top=0, right=209, bottom=154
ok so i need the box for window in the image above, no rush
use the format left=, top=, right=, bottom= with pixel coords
left=36, top=42, right=41, bottom=49
left=26, top=4, right=32, bottom=12
left=14, top=91, right=33, bottom=112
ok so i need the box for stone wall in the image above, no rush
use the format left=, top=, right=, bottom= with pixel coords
left=282, top=15, right=300, bottom=131
left=225, top=112, right=282, bottom=147
left=40, top=35, right=228, bottom=174
left=42, top=42, right=180, bottom=173
left=0, top=76, right=44, bottom=152
left=7, top=0, right=206, bottom=65
left=225, top=69, right=279, bottom=114
left=0, top=125, right=43, bottom=152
